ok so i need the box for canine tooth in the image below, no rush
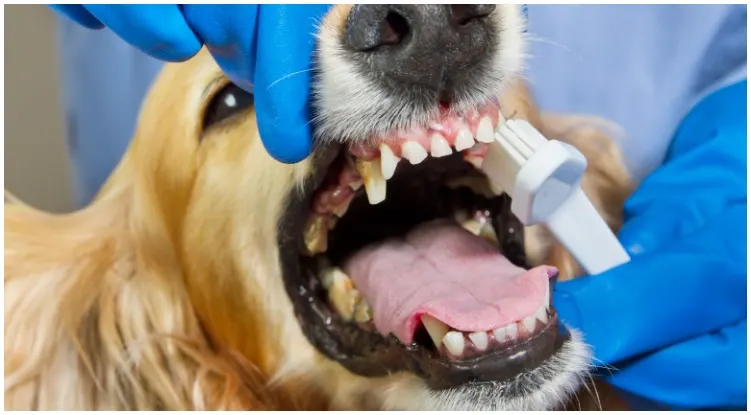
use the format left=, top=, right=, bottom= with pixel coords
left=420, top=315, right=450, bottom=349
left=468, top=331, right=489, bottom=351
left=430, top=134, right=452, bottom=157
left=379, top=144, right=400, bottom=180
left=455, top=127, right=475, bottom=151
left=303, top=215, right=328, bottom=254
left=535, top=305, right=549, bottom=324
left=354, top=298, right=373, bottom=323
left=522, top=315, right=537, bottom=332
left=442, top=331, right=465, bottom=356
left=476, top=116, right=494, bottom=143
left=401, top=141, right=428, bottom=165
left=355, top=159, right=387, bottom=205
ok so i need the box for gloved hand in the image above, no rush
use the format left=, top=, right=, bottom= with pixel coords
left=49, top=4, right=332, bottom=164
left=553, top=80, right=747, bottom=409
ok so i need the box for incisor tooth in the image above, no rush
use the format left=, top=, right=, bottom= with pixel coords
left=442, top=331, right=465, bottom=356
left=379, top=144, right=400, bottom=180
left=303, top=215, right=328, bottom=254
left=492, top=326, right=506, bottom=342
left=401, top=141, right=428, bottom=165
left=468, top=332, right=489, bottom=351
left=497, top=110, right=507, bottom=130
left=505, top=323, right=518, bottom=340
left=430, top=134, right=452, bottom=157
left=355, top=159, right=387, bottom=205
left=420, top=315, right=450, bottom=349
left=476, top=116, right=494, bottom=143
left=455, top=127, right=475, bottom=151
left=535, top=305, right=549, bottom=324
left=522, top=315, right=537, bottom=332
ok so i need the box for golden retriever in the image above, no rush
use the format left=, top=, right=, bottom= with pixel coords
left=5, top=4, right=634, bottom=410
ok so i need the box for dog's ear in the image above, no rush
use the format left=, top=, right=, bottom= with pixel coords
left=527, top=113, right=635, bottom=281
left=4, top=177, right=279, bottom=410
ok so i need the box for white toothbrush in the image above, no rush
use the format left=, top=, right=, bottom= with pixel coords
left=480, top=118, right=630, bottom=275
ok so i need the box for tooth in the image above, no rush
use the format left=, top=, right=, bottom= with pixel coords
left=522, top=315, right=537, bottom=332
left=492, top=326, right=506, bottom=342
left=420, top=315, right=449, bottom=349
left=332, top=199, right=352, bottom=218
left=535, top=305, right=549, bottom=324
left=442, top=331, right=465, bottom=356
left=379, top=144, right=400, bottom=180
left=303, top=215, right=328, bottom=254
left=430, top=134, right=452, bottom=157
left=505, top=323, right=518, bottom=341
left=355, top=159, right=387, bottom=205
left=468, top=332, right=489, bottom=351
left=354, top=298, right=373, bottom=323
left=319, top=266, right=348, bottom=290
left=401, top=141, right=428, bottom=165
left=327, top=270, right=361, bottom=321
left=455, top=127, right=475, bottom=151
left=349, top=180, right=363, bottom=191
left=476, top=116, right=494, bottom=143
left=478, top=221, right=499, bottom=245
left=544, top=287, right=550, bottom=308
left=459, top=217, right=483, bottom=236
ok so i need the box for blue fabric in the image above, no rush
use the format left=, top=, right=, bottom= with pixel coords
left=553, top=80, right=748, bottom=410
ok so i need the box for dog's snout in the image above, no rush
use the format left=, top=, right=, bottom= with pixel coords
left=345, top=4, right=496, bottom=94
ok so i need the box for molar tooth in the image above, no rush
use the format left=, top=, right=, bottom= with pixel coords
left=318, top=266, right=348, bottom=290
left=355, top=158, right=387, bottom=205
left=303, top=215, right=328, bottom=254
left=442, top=331, right=465, bottom=356
left=354, top=298, right=373, bottom=323
left=522, top=315, right=537, bottom=332
left=455, top=127, right=475, bottom=151
left=327, top=270, right=361, bottom=321
left=401, top=141, right=428, bottom=165
left=379, top=144, right=400, bottom=180
left=468, top=331, right=489, bottom=351
left=476, top=116, right=494, bottom=143
left=420, top=315, right=450, bottom=349
left=430, top=134, right=452, bottom=157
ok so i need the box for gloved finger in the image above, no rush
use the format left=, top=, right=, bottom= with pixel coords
left=83, top=5, right=202, bottom=62
left=553, top=202, right=746, bottom=366
left=49, top=5, right=104, bottom=29
left=607, top=320, right=747, bottom=410
left=181, top=4, right=260, bottom=93
left=253, top=4, right=333, bottom=163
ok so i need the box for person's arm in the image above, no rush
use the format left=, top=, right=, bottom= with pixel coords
left=553, top=79, right=747, bottom=408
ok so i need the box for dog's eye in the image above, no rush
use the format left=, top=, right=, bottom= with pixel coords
left=202, top=83, right=254, bottom=131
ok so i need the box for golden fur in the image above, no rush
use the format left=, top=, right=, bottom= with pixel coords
left=6, top=5, right=634, bottom=410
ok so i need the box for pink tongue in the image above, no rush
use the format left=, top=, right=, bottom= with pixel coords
left=343, top=220, right=555, bottom=345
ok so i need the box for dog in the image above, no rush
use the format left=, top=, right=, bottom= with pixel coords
left=5, top=4, right=634, bottom=410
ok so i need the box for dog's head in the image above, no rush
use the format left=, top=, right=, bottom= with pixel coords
left=102, top=4, right=629, bottom=410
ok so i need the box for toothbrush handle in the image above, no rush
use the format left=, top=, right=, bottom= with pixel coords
left=544, top=187, right=630, bottom=275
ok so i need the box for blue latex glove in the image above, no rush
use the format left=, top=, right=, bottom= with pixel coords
left=49, top=4, right=332, bottom=163
left=553, top=80, right=747, bottom=409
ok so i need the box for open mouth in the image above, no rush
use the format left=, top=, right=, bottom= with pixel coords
left=278, top=100, right=569, bottom=389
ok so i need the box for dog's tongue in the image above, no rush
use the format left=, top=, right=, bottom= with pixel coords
left=343, top=220, right=554, bottom=344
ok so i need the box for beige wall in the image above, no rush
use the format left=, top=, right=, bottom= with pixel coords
left=5, top=5, right=73, bottom=213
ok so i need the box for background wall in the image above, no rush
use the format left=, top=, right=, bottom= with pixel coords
left=5, top=5, right=73, bottom=213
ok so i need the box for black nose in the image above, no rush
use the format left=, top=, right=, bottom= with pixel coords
left=345, top=5, right=496, bottom=93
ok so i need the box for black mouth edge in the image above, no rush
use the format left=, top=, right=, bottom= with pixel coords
left=277, top=142, right=571, bottom=390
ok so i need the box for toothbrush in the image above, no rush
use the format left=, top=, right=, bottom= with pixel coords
left=480, top=118, right=630, bottom=275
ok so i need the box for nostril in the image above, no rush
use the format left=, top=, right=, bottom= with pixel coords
left=380, top=10, right=410, bottom=47
left=450, top=4, right=496, bottom=26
